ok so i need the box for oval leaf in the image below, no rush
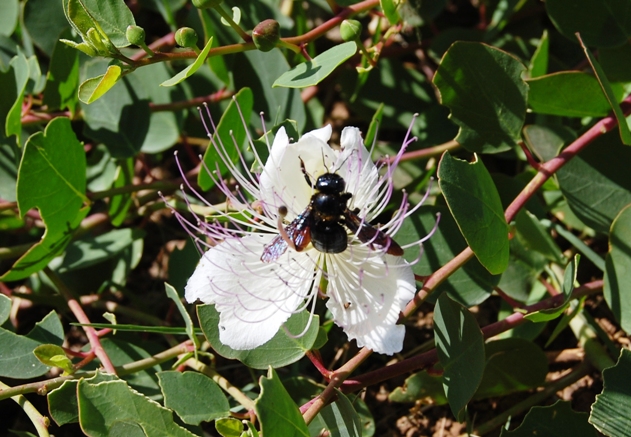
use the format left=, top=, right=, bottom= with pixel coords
left=526, top=71, right=613, bottom=117
left=273, top=42, right=357, bottom=88
left=197, top=304, right=319, bottom=369
left=502, top=400, right=597, bottom=436
left=198, top=87, right=254, bottom=191
left=438, top=152, right=509, bottom=275
left=589, top=349, right=631, bottom=436
left=556, top=130, right=631, bottom=233
left=576, top=34, right=631, bottom=145
left=255, top=368, right=310, bottom=437
left=433, top=42, right=528, bottom=153
left=77, top=378, right=196, bottom=437
left=604, top=204, right=631, bottom=333
left=33, top=344, right=74, bottom=374
left=160, top=37, right=213, bottom=87
left=158, top=371, right=230, bottom=425
left=546, top=0, right=631, bottom=48
left=434, top=293, right=485, bottom=420
left=78, top=64, right=121, bottom=104
left=398, top=205, right=497, bottom=306
left=2, top=118, right=88, bottom=281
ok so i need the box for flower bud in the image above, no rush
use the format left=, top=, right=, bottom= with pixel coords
left=252, top=19, right=280, bottom=52
left=340, top=19, right=362, bottom=42
left=126, top=25, right=146, bottom=46
left=191, top=0, right=223, bottom=9
left=175, top=27, right=198, bottom=49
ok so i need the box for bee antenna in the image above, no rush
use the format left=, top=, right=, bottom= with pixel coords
left=299, top=157, right=314, bottom=188
left=321, top=148, right=330, bottom=173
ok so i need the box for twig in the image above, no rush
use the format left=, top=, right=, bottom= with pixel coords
left=0, top=381, right=50, bottom=437
left=43, top=267, right=116, bottom=374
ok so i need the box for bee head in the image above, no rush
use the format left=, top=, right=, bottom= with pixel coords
left=315, top=173, right=345, bottom=194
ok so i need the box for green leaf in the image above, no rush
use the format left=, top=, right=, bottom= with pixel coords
left=78, top=64, right=122, bottom=104
left=514, top=210, right=564, bottom=264
left=158, top=371, right=230, bottom=425
left=528, top=31, right=548, bottom=77
left=63, top=0, right=135, bottom=49
left=398, top=205, right=498, bottom=306
left=317, top=390, right=363, bottom=437
left=389, top=371, right=447, bottom=404
left=161, top=37, right=214, bottom=86
left=2, top=118, right=88, bottom=281
left=197, top=305, right=319, bottom=369
left=33, top=344, right=74, bottom=374
left=43, top=29, right=80, bottom=114
left=77, top=378, right=197, bottom=437
left=433, top=42, right=528, bottom=153
left=502, top=401, right=597, bottom=436
left=433, top=293, right=485, bottom=420
left=99, top=338, right=162, bottom=398
left=199, top=10, right=230, bottom=86
left=165, top=283, right=199, bottom=350
left=73, top=323, right=195, bottom=335
left=577, top=34, right=631, bottom=145
left=600, top=43, right=631, bottom=83
left=23, top=0, right=69, bottom=56
left=53, top=228, right=144, bottom=273
left=48, top=372, right=119, bottom=426
left=604, top=205, right=631, bottom=333
left=522, top=124, right=575, bottom=162
left=496, top=237, right=546, bottom=303
left=0, top=0, right=19, bottom=36
left=235, top=49, right=307, bottom=133
left=215, top=418, right=244, bottom=437
left=526, top=72, right=613, bottom=117
left=546, top=0, right=631, bottom=48
left=589, top=349, right=631, bottom=436
left=0, top=311, right=64, bottom=379
left=81, top=60, right=151, bottom=158
left=136, top=63, right=186, bottom=154
left=198, top=87, right=254, bottom=191
left=108, top=158, right=134, bottom=226
left=365, top=103, right=385, bottom=151
left=556, top=130, right=631, bottom=233
left=255, top=368, right=310, bottom=437
left=3, top=51, right=29, bottom=140
left=380, top=0, right=400, bottom=25
left=0, top=294, right=10, bottom=325
left=525, top=255, right=578, bottom=323
left=475, top=338, right=547, bottom=399
left=273, top=42, right=357, bottom=88
left=438, top=152, right=509, bottom=275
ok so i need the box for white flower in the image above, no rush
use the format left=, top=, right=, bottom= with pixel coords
left=173, top=106, right=433, bottom=355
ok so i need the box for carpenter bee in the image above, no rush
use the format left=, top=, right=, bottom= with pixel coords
left=260, top=159, right=404, bottom=262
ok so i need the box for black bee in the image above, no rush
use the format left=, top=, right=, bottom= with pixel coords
left=260, top=159, right=403, bottom=262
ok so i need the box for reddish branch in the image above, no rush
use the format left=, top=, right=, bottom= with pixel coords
left=43, top=267, right=117, bottom=374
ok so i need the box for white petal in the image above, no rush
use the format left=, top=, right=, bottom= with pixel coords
left=325, top=247, right=416, bottom=355
left=259, top=125, right=337, bottom=220
left=185, top=234, right=319, bottom=350
left=336, top=127, right=379, bottom=212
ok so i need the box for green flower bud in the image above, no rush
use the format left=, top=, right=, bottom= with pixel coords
left=191, top=0, right=223, bottom=9
left=340, top=19, right=362, bottom=42
left=126, top=25, right=146, bottom=46
left=252, top=19, right=280, bottom=52
left=175, top=27, right=199, bottom=49
left=86, top=28, right=109, bottom=55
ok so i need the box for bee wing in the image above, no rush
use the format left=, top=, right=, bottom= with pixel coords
left=344, top=209, right=404, bottom=256
left=260, top=209, right=313, bottom=263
